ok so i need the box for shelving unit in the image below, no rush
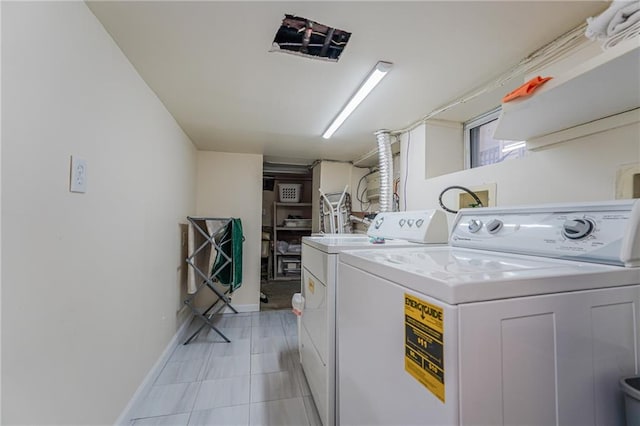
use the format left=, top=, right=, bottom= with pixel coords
left=494, top=41, right=640, bottom=141
left=273, top=202, right=312, bottom=281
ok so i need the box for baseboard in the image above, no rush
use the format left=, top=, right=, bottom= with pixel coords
left=221, top=303, right=260, bottom=314
left=114, top=314, right=193, bottom=426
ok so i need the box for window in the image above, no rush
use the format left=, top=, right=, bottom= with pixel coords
left=464, top=108, right=527, bottom=168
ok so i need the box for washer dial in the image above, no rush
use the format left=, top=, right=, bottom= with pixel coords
left=468, top=219, right=483, bottom=233
left=562, top=218, right=594, bottom=240
left=486, top=219, right=503, bottom=234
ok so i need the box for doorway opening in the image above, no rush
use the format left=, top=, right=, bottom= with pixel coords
left=261, top=162, right=313, bottom=311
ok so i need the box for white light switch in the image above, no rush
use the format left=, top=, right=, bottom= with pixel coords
left=70, top=156, right=87, bottom=193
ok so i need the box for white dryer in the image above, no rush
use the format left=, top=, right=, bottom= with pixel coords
left=337, top=200, right=640, bottom=426
left=299, top=210, right=448, bottom=426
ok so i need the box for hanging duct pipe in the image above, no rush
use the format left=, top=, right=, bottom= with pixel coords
left=375, top=130, right=394, bottom=212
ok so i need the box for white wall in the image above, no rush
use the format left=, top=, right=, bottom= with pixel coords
left=196, top=151, right=262, bottom=310
left=400, top=117, right=640, bottom=226
left=424, top=120, right=464, bottom=179
left=2, top=2, right=197, bottom=424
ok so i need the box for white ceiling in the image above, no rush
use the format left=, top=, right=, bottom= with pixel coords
left=87, top=1, right=605, bottom=165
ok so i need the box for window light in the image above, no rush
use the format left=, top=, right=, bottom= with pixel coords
left=322, top=61, right=393, bottom=139
left=501, top=141, right=526, bottom=153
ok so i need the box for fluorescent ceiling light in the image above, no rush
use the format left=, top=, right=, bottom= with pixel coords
left=322, top=61, right=393, bottom=139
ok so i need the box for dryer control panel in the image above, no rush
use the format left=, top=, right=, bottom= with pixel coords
left=367, top=210, right=449, bottom=244
left=450, top=200, right=640, bottom=266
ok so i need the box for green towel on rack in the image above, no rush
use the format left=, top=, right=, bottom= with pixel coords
left=212, top=218, right=243, bottom=291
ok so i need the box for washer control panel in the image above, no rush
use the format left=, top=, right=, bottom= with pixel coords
left=367, top=210, right=449, bottom=244
left=450, top=200, right=640, bottom=266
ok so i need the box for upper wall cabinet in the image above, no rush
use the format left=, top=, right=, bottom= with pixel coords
left=494, top=41, right=640, bottom=141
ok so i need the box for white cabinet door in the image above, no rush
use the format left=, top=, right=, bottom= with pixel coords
left=459, top=285, right=640, bottom=426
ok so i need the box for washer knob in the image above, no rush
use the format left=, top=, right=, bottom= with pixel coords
left=468, top=219, right=483, bottom=233
left=399, top=219, right=406, bottom=227
left=562, top=218, right=594, bottom=240
left=486, top=219, right=503, bottom=234
left=407, top=219, right=414, bottom=227
left=375, top=217, right=385, bottom=229
left=416, top=219, right=424, bottom=228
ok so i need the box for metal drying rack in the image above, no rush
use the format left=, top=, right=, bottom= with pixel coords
left=183, top=216, right=239, bottom=344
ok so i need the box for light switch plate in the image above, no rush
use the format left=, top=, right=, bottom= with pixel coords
left=70, top=156, right=87, bottom=193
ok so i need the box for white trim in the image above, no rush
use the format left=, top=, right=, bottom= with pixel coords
left=426, top=118, right=464, bottom=129
left=526, top=108, right=640, bottom=151
left=114, top=316, right=193, bottom=426
left=463, top=107, right=501, bottom=131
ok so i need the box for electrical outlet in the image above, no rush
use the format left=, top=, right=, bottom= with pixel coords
left=70, top=156, right=87, bottom=193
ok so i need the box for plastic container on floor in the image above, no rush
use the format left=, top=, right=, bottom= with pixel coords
left=620, top=376, right=640, bottom=425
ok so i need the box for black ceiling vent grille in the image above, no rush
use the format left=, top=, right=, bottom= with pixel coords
left=271, top=14, right=351, bottom=62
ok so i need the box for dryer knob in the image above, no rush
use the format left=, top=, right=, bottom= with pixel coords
left=399, top=219, right=406, bottom=227
left=375, top=217, right=385, bottom=229
left=416, top=219, right=424, bottom=228
left=407, top=219, right=414, bottom=227
left=468, top=219, right=483, bottom=233
left=486, top=219, right=503, bottom=234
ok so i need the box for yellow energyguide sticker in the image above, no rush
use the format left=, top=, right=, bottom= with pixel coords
left=308, top=278, right=315, bottom=294
left=404, top=293, right=445, bottom=402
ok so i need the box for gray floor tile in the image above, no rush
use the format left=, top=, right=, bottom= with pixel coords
left=127, top=311, right=313, bottom=425
left=131, top=382, right=199, bottom=419
left=170, top=342, right=212, bottom=362
left=185, top=317, right=223, bottom=335
left=285, top=333, right=299, bottom=352
left=210, top=338, right=251, bottom=358
left=302, top=396, right=322, bottom=426
left=210, top=326, right=252, bottom=341
left=131, top=412, right=191, bottom=426
left=203, top=354, right=251, bottom=380
left=252, top=325, right=285, bottom=339
left=290, top=362, right=312, bottom=397
left=282, top=320, right=298, bottom=337
left=251, top=312, right=284, bottom=328
left=251, top=335, right=288, bottom=355
left=281, top=311, right=297, bottom=325
left=188, top=405, right=250, bottom=426
left=193, top=376, right=251, bottom=411
left=155, top=359, right=206, bottom=385
left=250, top=352, right=292, bottom=375
left=219, top=314, right=253, bottom=329
left=249, top=397, right=309, bottom=426
left=250, top=371, right=300, bottom=403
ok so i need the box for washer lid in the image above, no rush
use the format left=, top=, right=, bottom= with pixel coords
left=303, top=235, right=421, bottom=253
left=339, top=246, right=640, bottom=304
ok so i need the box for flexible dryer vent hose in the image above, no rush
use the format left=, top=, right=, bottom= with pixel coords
left=374, top=130, right=394, bottom=212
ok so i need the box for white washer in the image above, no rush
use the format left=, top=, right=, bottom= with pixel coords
left=299, top=210, right=449, bottom=426
left=337, top=200, right=640, bottom=426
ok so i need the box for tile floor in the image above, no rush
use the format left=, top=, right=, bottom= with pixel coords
left=128, top=310, right=320, bottom=426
